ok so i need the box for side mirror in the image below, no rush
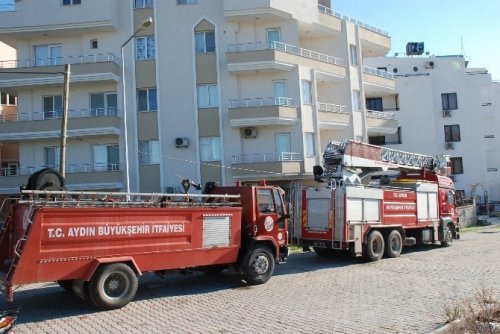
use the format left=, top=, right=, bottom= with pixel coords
left=313, top=165, right=324, bottom=182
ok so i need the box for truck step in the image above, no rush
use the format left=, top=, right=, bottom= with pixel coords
left=404, top=237, right=416, bottom=246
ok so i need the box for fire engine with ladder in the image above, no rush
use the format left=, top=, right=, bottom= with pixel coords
left=0, top=169, right=288, bottom=310
left=291, top=139, right=459, bottom=261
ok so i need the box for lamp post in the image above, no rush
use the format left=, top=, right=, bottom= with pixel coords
left=121, top=17, right=153, bottom=193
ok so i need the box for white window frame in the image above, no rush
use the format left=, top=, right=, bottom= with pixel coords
left=139, top=140, right=160, bottom=165
left=352, top=90, right=361, bottom=111
left=350, top=45, right=358, bottom=66
left=177, top=0, right=197, bottom=5
left=304, top=133, right=316, bottom=157
left=200, top=137, right=221, bottom=162
left=135, top=36, right=155, bottom=60
left=134, top=0, right=153, bottom=8
left=43, top=95, right=63, bottom=119
left=63, top=0, right=81, bottom=5
left=266, top=28, right=281, bottom=48
left=92, top=144, right=119, bottom=171
left=44, top=146, right=60, bottom=168
left=197, top=84, right=218, bottom=108
left=90, top=92, right=117, bottom=117
left=34, top=44, right=62, bottom=66
left=195, top=31, right=216, bottom=54
left=302, top=80, right=312, bottom=105
left=137, top=88, right=157, bottom=112
left=275, top=133, right=291, bottom=160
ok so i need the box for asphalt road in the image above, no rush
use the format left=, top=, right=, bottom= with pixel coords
left=4, top=224, right=500, bottom=334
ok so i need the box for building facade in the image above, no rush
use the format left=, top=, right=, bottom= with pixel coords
left=0, top=0, right=395, bottom=194
left=365, top=55, right=500, bottom=202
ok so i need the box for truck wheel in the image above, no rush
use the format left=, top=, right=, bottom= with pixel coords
left=385, top=230, right=403, bottom=258
left=364, top=230, right=384, bottom=261
left=441, top=224, right=454, bottom=247
left=242, top=246, right=275, bottom=285
left=87, top=263, right=138, bottom=310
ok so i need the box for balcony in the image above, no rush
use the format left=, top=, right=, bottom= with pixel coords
left=317, top=102, right=351, bottom=129
left=0, top=54, right=120, bottom=91
left=0, top=0, right=119, bottom=44
left=0, top=164, right=122, bottom=194
left=366, top=110, right=398, bottom=135
left=228, top=97, right=299, bottom=127
left=223, top=0, right=293, bottom=22
left=363, top=66, right=395, bottom=94
left=226, top=41, right=346, bottom=77
left=0, top=108, right=121, bottom=141
left=231, top=152, right=303, bottom=180
left=318, top=5, right=390, bottom=56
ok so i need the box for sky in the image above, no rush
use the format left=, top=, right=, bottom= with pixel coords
left=333, top=0, right=500, bottom=80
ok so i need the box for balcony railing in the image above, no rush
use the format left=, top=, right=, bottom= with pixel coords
left=318, top=5, right=389, bottom=37
left=1, top=163, right=121, bottom=177
left=229, top=97, right=299, bottom=109
left=0, top=108, right=119, bottom=122
left=232, top=152, right=302, bottom=164
left=0, top=53, right=120, bottom=68
left=226, top=41, right=345, bottom=67
left=363, top=66, right=394, bottom=80
left=366, top=110, right=397, bottom=120
left=317, top=102, right=350, bottom=114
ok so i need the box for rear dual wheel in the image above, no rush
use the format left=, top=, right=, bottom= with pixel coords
left=385, top=230, right=403, bottom=258
left=364, top=230, right=385, bottom=261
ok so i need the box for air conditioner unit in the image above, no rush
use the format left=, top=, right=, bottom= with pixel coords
left=242, top=127, right=257, bottom=139
left=442, top=110, right=452, bottom=118
left=175, top=137, right=189, bottom=148
left=424, top=61, right=435, bottom=69
left=445, top=142, right=455, bottom=150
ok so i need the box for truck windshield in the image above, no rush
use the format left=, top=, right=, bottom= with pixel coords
left=257, top=189, right=275, bottom=213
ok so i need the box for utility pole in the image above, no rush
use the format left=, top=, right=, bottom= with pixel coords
left=59, top=64, right=71, bottom=178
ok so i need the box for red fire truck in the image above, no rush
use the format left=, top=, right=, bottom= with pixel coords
left=292, top=140, right=459, bottom=261
left=0, top=169, right=288, bottom=310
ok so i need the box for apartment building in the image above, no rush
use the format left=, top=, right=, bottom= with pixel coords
left=0, top=0, right=395, bottom=194
left=365, top=55, right=500, bottom=201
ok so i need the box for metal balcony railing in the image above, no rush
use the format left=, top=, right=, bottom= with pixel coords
left=363, top=66, right=394, bottom=80
left=0, top=53, right=120, bottom=68
left=0, top=107, right=119, bottom=122
left=232, top=152, right=302, bottom=164
left=366, top=110, right=397, bottom=120
left=317, top=102, right=350, bottom=114
left=1, top=163, right=121, bottom=177
left=229, top=97, right=299, bottom=109
left=226, top=41, right=345, bottom=67
left=318, top=5, right=390, bottom=37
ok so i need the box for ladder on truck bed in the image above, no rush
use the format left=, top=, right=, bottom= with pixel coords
left=19, top=190, right=241, bottom=208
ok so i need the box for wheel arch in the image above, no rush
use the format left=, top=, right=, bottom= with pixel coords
left=84, top=257, right=141, bottom=281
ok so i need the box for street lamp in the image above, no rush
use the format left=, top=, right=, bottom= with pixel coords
left=121, top=17, right=153, bottom=193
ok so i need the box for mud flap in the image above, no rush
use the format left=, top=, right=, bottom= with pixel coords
left=353, top=224, right=363, bottom=256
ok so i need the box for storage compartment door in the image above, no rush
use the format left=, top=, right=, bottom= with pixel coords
left=307, top=198, right=330, bottom=232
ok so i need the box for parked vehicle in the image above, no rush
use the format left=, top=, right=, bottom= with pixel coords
left=291, top=139, right=460, bottom=261
left=0, top=169, right=288, bottom=309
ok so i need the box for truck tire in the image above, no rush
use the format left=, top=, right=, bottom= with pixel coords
left=364, top=230, right=384, bottom=261
left=242, top=246, right=275, bottom=285
left=385, top=230, right=403, bottom=258
left=441, top=224, right=454, bottom=247
left=87, top=263, right=138, bottom=310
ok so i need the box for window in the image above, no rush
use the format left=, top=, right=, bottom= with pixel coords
left=139, top=140, right=160, bottom=165
left=272, top=188, right=286, bottom=228
left=43, top=95, right=63, bottom=119
left=137, top=88, right=157, bottom=112
left=302, top=80, right=312, bottom=105
left=0, top=0, right=15, bottom=11
left=44, top=147, right=60, bottom=168
left=90, top=92, right=117, bottom=116
left=266, top=28, right=281, bottom=48
left=177, top=0, right=197, bottom=4
left=442, top=93, right=458, bottom=110
left=352, top=90, right=361, bottom=111
left=63, top=0, right=81, bottom=5
left=444, top=125, right=461, bottom=142
left=257, top=189, right=275, bottom=213
left=366, top=98, right=383, bottom=111
left=275, top=133, right=291, bottom=159
left=136, top=36, right=155, bottom=60
left=273, top=80, right=287, bottom=102
left=134, top=0, right=153, bottom=8
left=369, top=136, right=386, bottom=145
left=195, top=31, right=215, bottom=54
left=93, top=144, right=119, bottom=171
left=1, top=92, right=16, bottom=106
left=90, top=39, right=98, bottom=49
left=350, top=45, right=358, bottom=66
left=200, top=137, right=221, bottom=162
left=34, top=44, right=62, bottom=66
left=304, top=133, right=316, bottom=157
left=450, top=157, right=463, bottom=175
left=197, top=84, right=218, bottom=108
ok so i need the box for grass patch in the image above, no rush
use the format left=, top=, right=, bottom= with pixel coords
left=461, top=224, right=500, bottom=233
